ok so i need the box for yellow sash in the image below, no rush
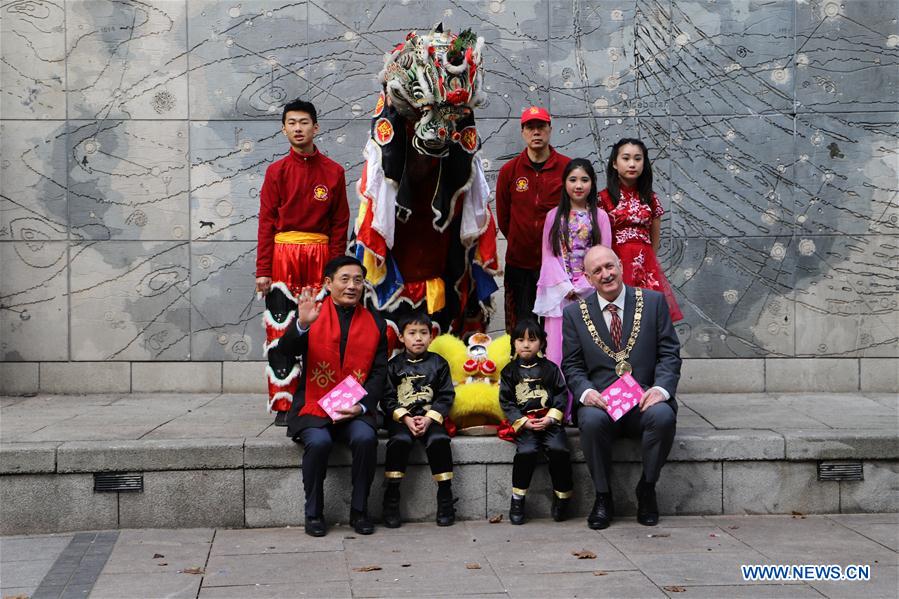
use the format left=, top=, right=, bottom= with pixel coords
left=274, top=231, right=329, bottom=245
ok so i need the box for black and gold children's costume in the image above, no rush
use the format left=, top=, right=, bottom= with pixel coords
left=498, top=356, right=573, bottom=499
left=381, top=350, right=456, bottom=527
left=381, top=351, right=455, bottom=481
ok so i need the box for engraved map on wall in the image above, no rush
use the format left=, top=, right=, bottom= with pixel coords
left=1, top=0, right=896, bottom=362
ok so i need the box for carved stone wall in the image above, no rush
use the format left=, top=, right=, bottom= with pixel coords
left=2, top=1, right=896, bottom=383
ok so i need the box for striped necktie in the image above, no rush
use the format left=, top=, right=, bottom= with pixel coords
left=606, top=304, right=622, bottom=351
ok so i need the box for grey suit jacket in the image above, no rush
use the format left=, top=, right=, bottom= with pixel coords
left=561, top=286, right=681, bottom=414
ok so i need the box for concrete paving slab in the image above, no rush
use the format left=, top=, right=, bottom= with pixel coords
left=0, top=534, right=72, bottom=561
left=474, top=524, right=636, bottom=572
left=867, top=394, right=898, bottom=409
left=705, top=515, right=899, bottom=563
left=343, top=532, right=486, bottom=566
left=102, top=539, right=212, bottom=574
left=114, top=528, right=215, bottom=546
left=629, top=549, right=774, bottom=587
left=0, top=558, right=57, bottom=588
left=809, top=564, right=898, bottom=599
left=89, top=571, right=203, bottom=598
left=501, top=570, right=665, bottom=598
left=827, top=513, right=899, bottom=526
left=203, top=551, right=349, bottom=587
left=23, top=423, right=163, bottom=442
left=211, top=526, right=345, bottom=555
left=600, top=525, right=748, bottom=556
left=348, top=557, right=506, bottom=598
left=665, top=583, right=821, bottom=597
left=198, top=581, right=353, bottom=598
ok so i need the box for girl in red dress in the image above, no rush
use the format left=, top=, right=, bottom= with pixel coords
left=599, top=138, right=683, bottom=322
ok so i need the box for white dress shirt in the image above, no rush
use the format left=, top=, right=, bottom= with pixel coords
left=579, top=285, right=670, bottom=404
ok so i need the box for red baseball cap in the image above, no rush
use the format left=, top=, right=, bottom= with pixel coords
left=521, top=106, right=551, bottom=124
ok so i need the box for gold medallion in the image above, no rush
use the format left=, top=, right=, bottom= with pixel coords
left=615, top=361, right=632, bottom=376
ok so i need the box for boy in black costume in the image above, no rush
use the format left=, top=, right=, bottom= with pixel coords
left=381, top=314, right=456, bottom=526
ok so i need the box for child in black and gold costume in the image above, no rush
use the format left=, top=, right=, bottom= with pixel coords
left=499, top=319, right=574, bottom=524
left=381, top=314, right=456, bottom=527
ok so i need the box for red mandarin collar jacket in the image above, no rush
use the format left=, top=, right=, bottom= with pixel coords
left=495, top=146, right=570, bottom=270
left=256, top=147, right=350, bottom=277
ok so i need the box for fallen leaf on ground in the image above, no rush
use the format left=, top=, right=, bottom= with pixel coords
left=663, top=586, right=686, bottom=592
left=180, top=567, right=204, bottom=575
left=157, top=562, right=168, bottom=566
left=791, top=511, right=806, bottom=519
left=593, top=571, right=608, bottom=576
left=4, top=595, right=30, bottom=599
left=489, top=514, right=503, bottom=523
left=728, top=525, right=739, bottom=530
left=401, top=563, right=411, bottom=567
left=709, top=533, right=719, bottom=538
left=465, top=563, right=481, bottom=569
left=152, top=553, right=165, bottom=559
left=353, top=565, right=383, bottom=572
left=571, top=550, right=596, bottom=559
left=648, top=533, right=670, bottom=538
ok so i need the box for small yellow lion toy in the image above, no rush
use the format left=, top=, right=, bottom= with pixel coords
left=429, top=332, right=512, bottom=432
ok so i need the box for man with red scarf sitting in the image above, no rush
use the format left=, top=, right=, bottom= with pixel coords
left=274, top=256, right=388, bottom=537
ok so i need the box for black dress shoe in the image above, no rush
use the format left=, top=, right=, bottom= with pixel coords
left=587, top=492, right=613, bottom=530
left=350, top=509, right=375, bottom=535
left=509, top=496, right=526, bottom=525
left=436, top=495, right=456, bottom=527
left=551, top=496, right=571, bottom=522
left=304, top=516, right=327, bottom=537
left=636, top=480, right=659, bottom=526
left=382, top=486, right=401, bottom=528
left=273, top=411, right=288, bottom=427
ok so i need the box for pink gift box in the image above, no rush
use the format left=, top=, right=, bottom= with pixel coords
left=601, top=373, right=644, bottom=422
left=317, top=375, right=368, bottom=421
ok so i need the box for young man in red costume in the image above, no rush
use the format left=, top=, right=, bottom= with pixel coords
left=495, top=106, right=570, bottom=333
left=256, top=99, right=350, bottom=426
left=270, top=256, right=388, bottom=537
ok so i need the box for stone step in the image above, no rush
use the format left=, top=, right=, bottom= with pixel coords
left=1, top=393, right=896, bottom=534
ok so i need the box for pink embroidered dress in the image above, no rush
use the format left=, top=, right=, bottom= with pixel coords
left=534, top=206, right=612, bottom=418
left=599, top=184, right=683, bottom=322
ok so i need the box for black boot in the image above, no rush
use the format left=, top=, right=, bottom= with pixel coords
left=382, top=483, right=401, bottom=528
left=587, top=492, right=613, bottom=530
left=304, top=516, right=326, bottom=537
left=436, top=481, right=455, bottom=527
left=273, top=410, right=288, bottom=427
left=509, top=496, right=526, bottom=525
left=636, top=479, right=659, bottom=526
left=350, top=509, right=375, bottom=535
left=551, top=495, right=571, bottom=522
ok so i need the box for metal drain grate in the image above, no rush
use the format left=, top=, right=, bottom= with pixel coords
left=817, top=461, right=863, bottom=481
left=94, top=472, right=144, bottom=492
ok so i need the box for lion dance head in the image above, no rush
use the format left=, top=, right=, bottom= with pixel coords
left=380, top=25, right=486, bottom=157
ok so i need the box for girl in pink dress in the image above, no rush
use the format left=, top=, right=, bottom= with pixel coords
left=534, top=158, right=612, bottom=418
left=599, top=139, right=683, bottom=322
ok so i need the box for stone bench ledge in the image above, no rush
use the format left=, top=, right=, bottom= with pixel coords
left=3, top=427, right=895, bottom=475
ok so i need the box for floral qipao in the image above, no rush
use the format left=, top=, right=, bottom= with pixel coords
left=599, top=185, right=683, bottom=322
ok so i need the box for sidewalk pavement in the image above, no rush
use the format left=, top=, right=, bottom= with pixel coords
left=2, top=514, right=897, bottom=598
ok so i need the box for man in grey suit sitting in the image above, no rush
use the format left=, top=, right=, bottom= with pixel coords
left=562, top=245, right=681, bottom=529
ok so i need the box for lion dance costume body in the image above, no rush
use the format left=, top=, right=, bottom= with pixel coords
left=354, top=26, right=500, bottom=347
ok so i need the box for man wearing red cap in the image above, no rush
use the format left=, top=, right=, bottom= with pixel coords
left=495, top=106, right=570, bottom=332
